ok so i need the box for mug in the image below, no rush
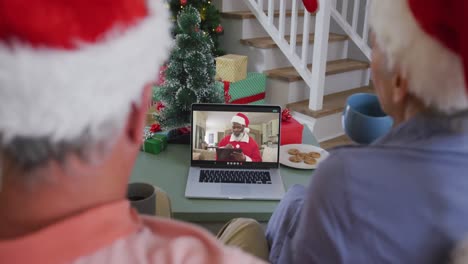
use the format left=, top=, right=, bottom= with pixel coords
left=127, top=182, right=156, bottom=215
left=342, top=93, right=393, bottom=144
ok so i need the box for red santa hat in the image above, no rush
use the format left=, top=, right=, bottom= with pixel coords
left=231, top=113, right=250, bottom=134
left=369, top=0, right=468, bottom=114
left=0, top=0, right=172, bottom=145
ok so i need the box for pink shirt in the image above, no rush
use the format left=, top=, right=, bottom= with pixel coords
left=0, top=201, right=266, bottom=264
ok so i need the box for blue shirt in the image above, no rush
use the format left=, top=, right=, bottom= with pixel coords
left=266, top=112, right=468, bottom=264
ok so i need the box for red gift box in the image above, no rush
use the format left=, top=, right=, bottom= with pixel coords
left=280, top=117, right=304, bottom=145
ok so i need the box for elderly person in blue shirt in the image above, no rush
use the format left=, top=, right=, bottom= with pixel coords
left=266, top=0, right=468, bottom=263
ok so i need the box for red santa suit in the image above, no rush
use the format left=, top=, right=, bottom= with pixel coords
left=218, top=133, right=262, bottom=162
left=218, top=113, right=262, bottom=162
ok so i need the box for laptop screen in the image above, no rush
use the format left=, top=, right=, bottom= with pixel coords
left=191, top=104, right=281, bottom=169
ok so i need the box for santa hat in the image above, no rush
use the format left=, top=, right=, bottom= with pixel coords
left=369, top=0, right=468, bottom=114
left=231, top=113, right=250, bottom=134
left=0, top=0, right=172, bottom=145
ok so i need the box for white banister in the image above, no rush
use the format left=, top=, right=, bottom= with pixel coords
left=341, top=0, right=349, bottom=22
left=352, top=0, right=360, bottom=30
left=309, top=0, right=331, bottom=110
left=243, top=0, right=372, bottom=111
left=301, top=12, right=311, bottom=67
left=268, top=0, right=274, bottom=25
left=362, top=0, right=370, bottom=44
left=279, top=0, right=287, bottom=39
left=289, top=0, right=299, bottom=54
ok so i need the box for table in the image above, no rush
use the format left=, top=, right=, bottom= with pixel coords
left=130, top=127, right=318, bottom=222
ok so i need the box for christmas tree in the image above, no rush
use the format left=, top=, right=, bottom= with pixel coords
left=170, top=0, right=224, bottom=56
left=155, top=6, right=224, bottom=128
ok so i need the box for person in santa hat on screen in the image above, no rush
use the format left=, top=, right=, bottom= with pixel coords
left=0, top=0, right=269, bottom=263
left=218, top=113, right=262, bottom=162
left=266, top=0, right=468, bottom=263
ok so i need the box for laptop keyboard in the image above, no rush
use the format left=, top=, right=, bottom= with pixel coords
left=199, top=170, right=272, bottom=184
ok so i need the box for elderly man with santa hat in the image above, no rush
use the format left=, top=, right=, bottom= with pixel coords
left=266, top=0, right=468, bottom=263
left=0, top=0, right=270, bottom=263
left=218, top=113, right=262, bottom=162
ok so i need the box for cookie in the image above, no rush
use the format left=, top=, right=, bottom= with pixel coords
left=307, top=152, right=321, bottom=159
left=297, top=152, right=307, bottom=159
left=288, top=148, right=300, bottom=155
left=289, top=155, right=302, bottom=163
left=304, top=157, right=317, bottom=165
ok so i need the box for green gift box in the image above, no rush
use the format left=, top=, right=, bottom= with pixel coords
left=218, top=72, right=266, bottom=105
left=141, top=134, right=168, bottom=155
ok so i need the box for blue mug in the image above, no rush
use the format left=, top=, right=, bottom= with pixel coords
left=342, top=93, right=393, bottom=144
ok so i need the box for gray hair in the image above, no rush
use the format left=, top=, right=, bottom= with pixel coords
left=1, top=119, right=122, bottom=175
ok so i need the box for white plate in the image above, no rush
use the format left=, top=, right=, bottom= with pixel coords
left=279, top=144, right=329, bottom=170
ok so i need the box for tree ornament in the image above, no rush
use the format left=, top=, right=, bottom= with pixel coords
left=215, top=24, right=223, bottom=33
left=180, top=0, right=187, bottom=6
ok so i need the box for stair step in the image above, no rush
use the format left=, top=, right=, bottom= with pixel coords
left=240, top=33, right=347, bottom=49
left=222, top=9, right=307, bottom=19
left=287, top=86, right=374, bottom=118
left=265, top=59, right=369, bottom=82
left=320, top=135, right=354, bottom=149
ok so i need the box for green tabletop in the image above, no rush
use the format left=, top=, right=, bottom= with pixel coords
left=131, top=127, right=318, bottom=222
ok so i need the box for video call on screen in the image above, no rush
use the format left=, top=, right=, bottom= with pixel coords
left=192, top=111, right=280, bottom=163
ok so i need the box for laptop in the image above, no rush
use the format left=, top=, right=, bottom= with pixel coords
left=185, top=103, right=285, bottom=200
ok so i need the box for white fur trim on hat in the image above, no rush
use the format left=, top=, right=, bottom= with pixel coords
left=231, top=115, right=246, bottom=126
left=0, top=0, right=173, bottom=145
left=369, top=0, right=468, bottom=114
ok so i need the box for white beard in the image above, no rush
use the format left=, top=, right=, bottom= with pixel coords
left=231, top=132, right=245, bottom=142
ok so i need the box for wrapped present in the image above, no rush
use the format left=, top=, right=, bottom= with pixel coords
left=215, top=54, right=248, bottom=82
left=220, top=72, right=266, bottom=105
left=141, top=125, right=168, bottom=155
left=146, top=110, right=157, bottom=126
left=280, top=116, right=304, bottom=145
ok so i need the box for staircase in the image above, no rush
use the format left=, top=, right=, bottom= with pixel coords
left=215, top=0, right=372, bottom=144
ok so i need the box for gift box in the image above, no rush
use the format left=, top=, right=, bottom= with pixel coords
left=146, top=110, right=157, bottom=126
left=142, top=134, right=168, bottom=154
left=220, top=72, right=266, bottom=105
left=280, top=117, right=304, bottom=145
left=141, top=126, right=168, bottom=155
left=215, top=54, right=248, bottom=82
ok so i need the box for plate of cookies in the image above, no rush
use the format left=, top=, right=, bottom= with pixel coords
left=279, top=144, right=329, bottom=169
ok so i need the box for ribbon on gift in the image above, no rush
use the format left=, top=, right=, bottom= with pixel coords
left=223, top=78, right=266, bottom=104
left=231, top=92, right=266, bottom=104
left=223, top=81, right=232, bottom=103
left=282, top=108, right=292, bottom=122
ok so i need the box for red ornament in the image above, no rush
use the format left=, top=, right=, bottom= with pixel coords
left=180, top=0, right=187, bottom=6
left=215, top=25, right=223, bottom=33
left=155, top=101, right=165, bottom=111
left=302, top=0, right=319, bottom=13
left=282, top=109, right=292, bottom=122
left=150, top=123, right=161, bottom=133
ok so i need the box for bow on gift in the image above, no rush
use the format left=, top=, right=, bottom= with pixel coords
left=150, top=123, right=161, bottom=133
left=282, top=109, right=292, bottom=122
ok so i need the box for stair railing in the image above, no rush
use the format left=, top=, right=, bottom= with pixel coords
left=242, top=0, right=372, bottom=111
